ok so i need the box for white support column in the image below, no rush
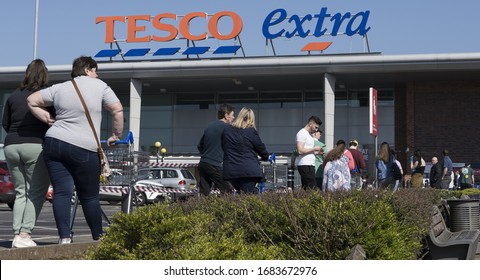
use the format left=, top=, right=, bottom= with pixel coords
left=129, top=78, right=142, bottom=151
left=324, top=73, right=336, bottom=151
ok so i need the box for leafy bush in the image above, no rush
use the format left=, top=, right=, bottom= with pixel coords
left=88, top=202, right=282, bottom=260
left=441, top=188, right=480, bottom=199
left=87, top=189, right=439, bottom=260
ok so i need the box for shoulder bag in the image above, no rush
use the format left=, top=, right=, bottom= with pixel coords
left=71, top=79, right=112, bottom=179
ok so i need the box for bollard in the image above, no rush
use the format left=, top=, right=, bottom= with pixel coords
left=287, top=168, right=295, bottom=189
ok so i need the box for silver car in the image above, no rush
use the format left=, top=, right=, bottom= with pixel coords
left=99, top=169, right=152, bottom=206
left=135, top=167, right=197, bottom=202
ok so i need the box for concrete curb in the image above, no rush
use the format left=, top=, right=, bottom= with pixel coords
left=0, top=242, right=99, bottom=260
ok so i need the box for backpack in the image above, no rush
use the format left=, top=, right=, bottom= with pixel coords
left=392, top=161, right=402, bottom=180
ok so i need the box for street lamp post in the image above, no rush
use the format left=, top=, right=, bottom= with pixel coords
left=34, top=0, right=39, bottom=59
left=154, top=141, right=161, bottom=164
left=161, top=148, right=167, bottom=162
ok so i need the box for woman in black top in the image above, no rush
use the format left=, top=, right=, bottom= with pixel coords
left=410, top=149, right=426, bottom=188
left=2, top=59, right=51, bottom=248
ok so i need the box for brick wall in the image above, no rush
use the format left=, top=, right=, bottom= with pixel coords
left=396, top=81, right=480, bottom=167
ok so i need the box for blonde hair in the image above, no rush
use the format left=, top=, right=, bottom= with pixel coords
left=232, top=107, right=256, bottom=129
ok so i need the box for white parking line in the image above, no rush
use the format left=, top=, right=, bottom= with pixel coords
left=32, top=234, right=91, bottom=241
left=31, top=226, right=58, bottom=231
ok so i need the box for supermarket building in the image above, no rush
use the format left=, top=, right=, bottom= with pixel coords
left=1, top=8, right=480, bottom=172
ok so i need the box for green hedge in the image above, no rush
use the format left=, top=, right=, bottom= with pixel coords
left=87, top=188, right=446, bottom=260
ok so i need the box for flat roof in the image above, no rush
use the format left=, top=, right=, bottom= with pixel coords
left=2, top=52, right=480, bottom=91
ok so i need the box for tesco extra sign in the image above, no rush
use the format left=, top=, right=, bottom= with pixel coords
left=263, top=8, right=370, bottom=39
left=96, top=8, right=370, bottom=47
left=96, top=11, right=243, bottom=42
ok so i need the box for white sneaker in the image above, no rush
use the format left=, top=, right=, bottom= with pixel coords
left=59, top=238, right=72, bottom=244
left=11, top=235, right=18, bottom=248
left=12, top=235, right=37, bottom=248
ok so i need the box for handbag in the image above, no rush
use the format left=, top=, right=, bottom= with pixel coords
left=71, top=79, right=112, bottom=180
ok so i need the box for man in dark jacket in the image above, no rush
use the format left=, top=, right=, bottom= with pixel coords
left=429, top=156, right=443, bottom=189
left=197, top=104, right=235, bottom=195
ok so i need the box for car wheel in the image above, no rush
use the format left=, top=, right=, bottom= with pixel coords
left=7, top=202, right=14, bottom=210
left=160, top=192, right=175, bottom=203
left=134, top=191, right=147, bottom=206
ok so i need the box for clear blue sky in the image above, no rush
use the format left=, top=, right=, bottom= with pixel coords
left=1, top=0, right=480, bottom=67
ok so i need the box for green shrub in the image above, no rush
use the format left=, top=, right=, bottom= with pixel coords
left=87, top=189, right=438, bottom=260
left=88, top=203, right=282, bottom=260
left=441, top=188, right=480, bottom=199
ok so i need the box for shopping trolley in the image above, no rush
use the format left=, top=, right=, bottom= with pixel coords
left=258, top=153, right=289, bottom=193
left=100, top=131, right=150, bottom=213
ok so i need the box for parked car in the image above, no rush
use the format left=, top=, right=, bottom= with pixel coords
left=99, top=186, right=149, bottom=206
left=98, top=169, right=150, bottom=205
left=135, top=167, right=198, bottom=202
left=45, top=169, right=139, bottom=205
left=45, top=186, right=77, bottom=204
left=46, top=185, right=53, bottom=202
left=0, top=144, right=15, bottom=209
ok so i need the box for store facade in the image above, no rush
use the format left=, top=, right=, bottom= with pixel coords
left=2, top=52, right=480, bottom=173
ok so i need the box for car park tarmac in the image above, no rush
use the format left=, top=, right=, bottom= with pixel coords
left=0, top=201, right=121, bottom=250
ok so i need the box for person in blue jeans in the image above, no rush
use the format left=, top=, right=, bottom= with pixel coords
left=375, top=142, right=395, bottom=189
left=441, top=149, right=453, bottom=189
left=27, top=56, right=124, bottom=244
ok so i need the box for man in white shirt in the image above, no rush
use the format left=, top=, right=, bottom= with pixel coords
left=295, top=116, right=323, bottom=189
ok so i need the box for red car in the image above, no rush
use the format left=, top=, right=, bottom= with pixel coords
left=0, top=160, right=15, bottom=210
left=46, top=185, right=54, bottom=202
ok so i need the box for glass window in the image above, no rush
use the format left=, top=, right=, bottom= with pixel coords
left=181, top=169, right=195, bottom=179
left=259, top=91, right=302, bottom=108
left=142, top=93, right=173, bottom=107
left=163, top=170, right=177, bottom=178
left=335, top=90, right=348, bottom=101
left=218, top=92, right=258, bottom=108
left=355, top=90, right=369, bottom=107
left=150, top=170, right=161, bottom=179
left=305, top=90, right=323, bottom=108
left=175, top=93, right=215, bottom=110
left=373, top=89, right=394, bottom=106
